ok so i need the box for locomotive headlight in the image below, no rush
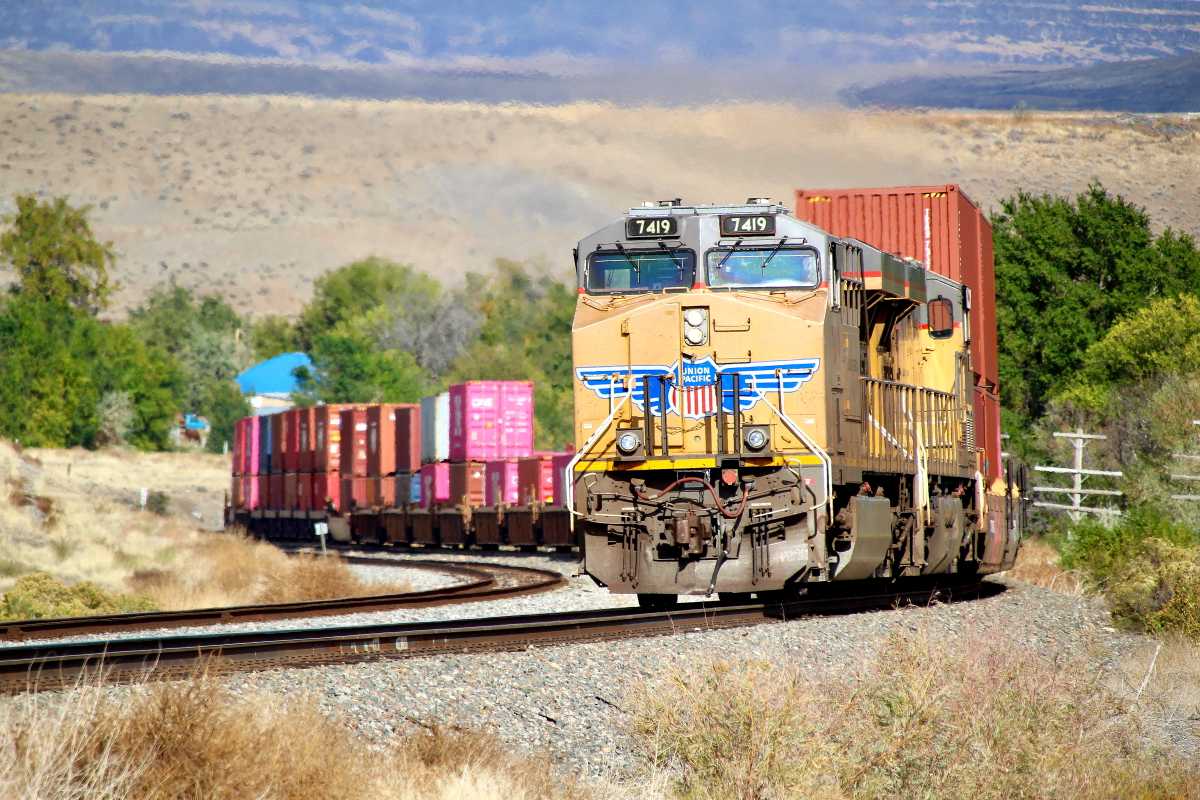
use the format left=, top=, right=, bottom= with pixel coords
left=743, top=426, right=770, bottom=452
left=615, top=429, right=644, bottom=457
left=682, top=307, right=708, bottom=346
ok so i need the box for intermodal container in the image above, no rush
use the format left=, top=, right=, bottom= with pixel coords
left=365, top=476, right=397, bottom=508
left=339, top=406, right=370, bottom=477
left=449, top=462, right=486, bottom=507
left=794, top=184, right=1002, bottom=480
left=395, top=405, right=421, bottom=473
left=296, top=472, right=310, bottom=512
left=312, top=471, right=340, bottom=514
left=270, top=412, right=287, bottom=473
left=269, top=473, right=285, bottom=510
left=297, top=407, right=314, bottom=472
left=284, top=472, right=299, bottom=510
left=367, top=404, right=414, bottom=477
left=396, top=472, right=420, bottom=507
left=231, top=475, right=242, bottom=508
left=340, top=475, right=368, bottom=513
left=258, top=413, right=273, bottom=475
left=485, top=459, right=520, bottom=506
left=242, top=476, right=260, bottom=510
left=550, top=453, right=575, bottom=507
left=283, top=409, right=301, bottom=473
left=313, top=405, right=343, bottom=473
left=232, top=418, right=245, bottom=477
left=418, top=462, right=450, bottom=508
left=257, top=474, right=269, bottom=510
left=245, top=415, right=260, bottom=476
left=517, top=455, right=558, bottom=505
left=448, top=381, right=534, bottom=462
left=420, top=392, right=450, bottom=464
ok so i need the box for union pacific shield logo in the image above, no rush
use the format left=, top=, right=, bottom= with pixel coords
left=575, top=357, right=820, bottom=419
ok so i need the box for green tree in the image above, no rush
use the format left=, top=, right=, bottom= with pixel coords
left=993, top=184, right=1200, bottom=424
left=0, top=194, right=114, bottom=313
left=294, top=325, right=426, bottom=404
left=295, top=257, right=420, bottom=350
left=447, top=260, right=575, bottom=449
left=249, top=314, right=301, bottom=362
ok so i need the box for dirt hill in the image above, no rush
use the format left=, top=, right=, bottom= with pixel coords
left=0, top=93, right=1197, bottom=317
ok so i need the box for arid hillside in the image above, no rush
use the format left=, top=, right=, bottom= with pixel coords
left=0, top=93, right=1197, bottom=317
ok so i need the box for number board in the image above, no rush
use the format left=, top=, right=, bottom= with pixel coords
left=625, top=216, right=680, bottom=239
left=720, top=214, right=776, bottom=236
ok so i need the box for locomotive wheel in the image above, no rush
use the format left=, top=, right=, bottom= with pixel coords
left=637, top=593, right=679, bottom=610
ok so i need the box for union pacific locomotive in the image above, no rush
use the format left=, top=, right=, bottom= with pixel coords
left=566, top=194, right=1024, bottom=606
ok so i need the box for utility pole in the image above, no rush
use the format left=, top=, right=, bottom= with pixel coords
left=1033, top=428, right=1122, bottom=522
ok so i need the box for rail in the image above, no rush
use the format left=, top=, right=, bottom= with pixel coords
left=863, top=377, right=966, bottom=476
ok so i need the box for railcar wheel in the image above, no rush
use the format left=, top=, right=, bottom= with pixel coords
left=637, top=593, right=679, bottom=610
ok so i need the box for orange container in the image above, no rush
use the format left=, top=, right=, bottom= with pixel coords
left=312, top=405, right=343, bottom=472
left=794, top=184, right=1001, bottom=479
left=339, top=406, right=370, bottom=477
left=448, top=462, right=486, bottom=507
left=340, top=475, right=369, bottom=512
left=517, top=456, right=556, bottom=505
left=367, top=404, right=412, bottom=477
left=283, top=409, right=301, bottom=473
left=366, top=476, right=397, bottom=508
left=312, top=471, right=341, bottom=514
left=395, top=405, right=422, bottom=473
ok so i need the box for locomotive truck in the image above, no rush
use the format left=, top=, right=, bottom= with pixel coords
left=565, top=189, right=1024, bottom=606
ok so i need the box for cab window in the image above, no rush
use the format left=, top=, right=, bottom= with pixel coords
left=585, top=250, right=695, bottom=294
left=705, top=247, right=819, bottom=289
left=928, top=297, right=954, bottom=339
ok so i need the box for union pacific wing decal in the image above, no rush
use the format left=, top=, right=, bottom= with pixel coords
left=575, top=358, right=820, bottom=419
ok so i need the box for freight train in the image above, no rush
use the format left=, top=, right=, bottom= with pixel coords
left=229, top=184, right=1025, bottom=606
left=566, top=187, right=1024, bottom=606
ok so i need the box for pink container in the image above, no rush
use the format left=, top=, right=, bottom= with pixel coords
left=485, top=459, right=520, bottom=506
left=244, top=419, right=261, bottom=474
left=448, top=381, right=534, bottom=462
left=241, top=476, right=261, bottom=510
left=419, top=462, right=450, bottom=508
left=551, top=453, right=574, bottom=507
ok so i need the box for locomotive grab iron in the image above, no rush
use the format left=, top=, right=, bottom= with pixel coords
left=566, top=191, right=1024, bottom=605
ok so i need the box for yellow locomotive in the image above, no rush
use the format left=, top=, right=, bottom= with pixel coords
left=566, top=199, right=1023, bottom=606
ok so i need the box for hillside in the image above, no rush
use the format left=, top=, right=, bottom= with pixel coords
left=0, top=93, right=1197, bottom=317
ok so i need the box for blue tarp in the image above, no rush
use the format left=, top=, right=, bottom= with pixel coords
left=236, top=352, right=311, bottom=396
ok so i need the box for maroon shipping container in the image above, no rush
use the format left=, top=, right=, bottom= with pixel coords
left=794, top=184, right=1002, bottom=481
left=339, top=406, right=370, bottom=477
left=368, top=404, right=416, bottom=476
left=312, top=471, right=341, bottom=514
left=394, top=405, right=421, bottom=474
left=296, top=472, right=311, bottom=512
left=517, top=455, right=557, bottom=505
left=313, top=405, right=343, bottom=473
left=340, top=475, right=369, bottom=513
left=284, top=472, right=299, bottom=510
left=257, top=474, right=269, bottom=510
left=232, top=418, right=245, bottom=477
left=283, top=409, right=301, bottom=473
left=268, top=473, right=285, bottom=510
left=269, top=412, right=286, bottom=474
left=449, top=462, right=486, bottom=508
left=297, top=407, right=315, bottom=472
left=448, top=381, right=535, bottom=462
left=244, top=415, right=260, bottom=476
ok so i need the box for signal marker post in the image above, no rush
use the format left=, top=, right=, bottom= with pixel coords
left=1033, top=429, right=1122, bottom=522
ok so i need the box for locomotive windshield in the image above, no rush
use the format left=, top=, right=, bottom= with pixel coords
left=585, top=249, right=695, bottom=294
left=705, top=247, right=819, bottom=290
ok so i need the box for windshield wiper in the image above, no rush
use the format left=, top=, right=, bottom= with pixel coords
left=716, top=239, right=744, bottom=271
left=614, top=243, right=641, bottom=283
left=759, top=237, right=789, bottom=274
left=658, top=241, right=686, bottom=275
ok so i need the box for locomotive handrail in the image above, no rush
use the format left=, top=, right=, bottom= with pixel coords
left=746, top=377, right=834, bottom=519
left=565, top=373, right=633, bottom=521
left=862, top=377, right=966, bottom=478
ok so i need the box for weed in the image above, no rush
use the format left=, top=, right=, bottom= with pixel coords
left=144, top=490, right=170, bottom=516
left=0, top=572, right=158, bottom=620
left=1109, top=538, right=1200, bottom=637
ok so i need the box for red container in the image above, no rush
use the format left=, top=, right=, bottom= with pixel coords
left=340, top=475, right=368, bottom=512
left=284, top=473, right=299, bottom=510
left=241, top=476, right=260, bottom=510
left=231, top=475, right=242, bottom=508
left=449, top=462, right=486, bottom=508
left=297, top=407, right=315, bottom=472
left=448, top=381, right=535, bottom=462
left=395, top=405, right=421, bottom=473
left=268, top=473, right=285, bottom=510
left=313, top=405, right=343, bottom=473
left=794, top=184, right=1001, bottom=480
left=312, top=471, right=341, bottom=514
left=339, top=406, right=370, bottom=477
left=232, top=418, right=245, bottom=477
left=365, top=476, right=397, bottom=508
left=245, top=416, right=260, bottom=476
left=281, top=409, right=299, bottom=473
left=550, top=453, right=574, bottom=507
left=419, top=462, right=450, bottom=508
left=367, top=404, right=413, bottom=477
left=485, top=459, right=520, bottom=506
left=296, top=472, right=311, bottom=512
left=269, top=412, right=286, bottom=473
left=257, top=474, right=269, bottom=510
left=517, top=455, right=557, bottom=505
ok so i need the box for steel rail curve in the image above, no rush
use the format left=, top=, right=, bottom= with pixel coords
left=0, top=578, right=997, bottom=694
left=1, top=559, right=566, bottom=643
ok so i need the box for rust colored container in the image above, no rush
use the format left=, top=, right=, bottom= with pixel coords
left=269, top=473, right=285, bottom=510
left=339, top=406, right=370, bottom=477
left=269, top=412, right=286, bottom=473
left=394, top=405, right=422, bottom=474
left=296, top=472, right=311, bottom=512
left=257, top=474, right=269, bottom=510
left=365, top=476, right=397, bottom=508
left=367, top=404, right=413, bottom=477
left=517, top=456, right=557, bottom=505
left=340, top=475, right=368, bottom=512
left=284, top=473, right=299, bottom=510
left=231, top=475, right=242, bottom=508
left=448, top=462, right=486, bottom=508
left=282, top=409, right=300, bottom=473
left=232, top=418, right=245, bottom=477
left=794, top=184, right=1002, bottom=479
left=297, top=407, right=315, bottom=472
left=312, top=471, right=341, bottom=514
left=313, top=405, right=343, bottom=473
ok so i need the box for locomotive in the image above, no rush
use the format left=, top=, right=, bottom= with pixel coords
left=565, top=195, right=1024, bottom=606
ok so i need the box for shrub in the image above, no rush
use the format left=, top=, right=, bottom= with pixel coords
left=0, top=572, right=158, bottom=620
left=144, top=490, right=170, bottom=516
left=1060, top=505, right=1199, bottom=585
left=1108, top=538, right=1200, bottom=637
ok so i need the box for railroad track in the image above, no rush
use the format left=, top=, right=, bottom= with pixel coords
left=0, top=577, right=996, bottom=694
left=1, top=558, right=565, bottom=643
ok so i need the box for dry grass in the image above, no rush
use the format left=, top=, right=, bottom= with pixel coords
left=0, top=671, right=573, bottom=800
left=1000, top=537, right=1086, bottom=595
left=629, top=626, right=1200, bottom=800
